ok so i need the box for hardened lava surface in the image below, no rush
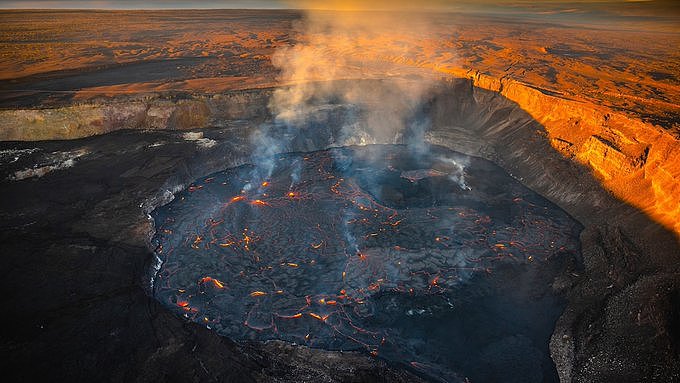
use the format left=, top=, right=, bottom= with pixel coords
left=151, top=144, right=582, bottom=382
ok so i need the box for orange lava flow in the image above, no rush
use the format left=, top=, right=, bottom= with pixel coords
left=200, top=276, right=225, bottom=289
left=229, top=195, right=246, bottom=204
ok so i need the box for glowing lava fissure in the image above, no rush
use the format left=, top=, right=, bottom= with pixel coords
left=150, top=144, right=582, bottom=383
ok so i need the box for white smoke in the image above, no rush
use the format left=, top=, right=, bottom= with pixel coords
left=268, top=8, right=442, bottom=144
left=439, top=156, right=471, bottom=190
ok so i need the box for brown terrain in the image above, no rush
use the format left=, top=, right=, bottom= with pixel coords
left=0, top=8, right=679, bottom=383
left=0, top=10, right=678, bottom=127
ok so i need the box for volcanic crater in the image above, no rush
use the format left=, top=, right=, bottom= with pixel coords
left=2, top=78, right=678, bottom=382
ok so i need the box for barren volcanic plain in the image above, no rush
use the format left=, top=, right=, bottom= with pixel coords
left=1, top=4, right=679, bottom=383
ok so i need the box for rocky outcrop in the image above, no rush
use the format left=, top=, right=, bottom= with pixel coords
left=578, top=135, right=646, bottom=179
left=0, top=89, right=273, bottom=141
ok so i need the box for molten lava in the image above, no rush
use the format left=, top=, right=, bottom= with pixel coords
left=150, top=145, right=582, bottom=381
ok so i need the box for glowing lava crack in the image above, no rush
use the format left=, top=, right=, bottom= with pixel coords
left=150, top=144, right=582, bottom=382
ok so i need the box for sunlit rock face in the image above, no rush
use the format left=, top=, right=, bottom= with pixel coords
left=150, top=144, right=582, bottom=383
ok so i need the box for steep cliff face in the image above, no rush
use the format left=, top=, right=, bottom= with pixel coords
left=442, top=69, right=680, bottom=237
left=0, top=90, right=272, bottom=141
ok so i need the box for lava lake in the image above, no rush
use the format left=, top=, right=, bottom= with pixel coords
left=151, top=144, right=582, bottom=383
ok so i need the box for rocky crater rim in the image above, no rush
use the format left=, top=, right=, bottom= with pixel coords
left=2, top=75, right=678, bottom=237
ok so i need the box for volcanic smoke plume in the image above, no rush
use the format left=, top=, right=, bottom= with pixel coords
left=269, top=1, right=448, bottom=143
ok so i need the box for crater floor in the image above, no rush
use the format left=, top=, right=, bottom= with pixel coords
left=151, top=144, right=582, bottom=382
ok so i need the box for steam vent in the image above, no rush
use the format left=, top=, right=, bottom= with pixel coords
left=1, top=3, right=679, bottom=383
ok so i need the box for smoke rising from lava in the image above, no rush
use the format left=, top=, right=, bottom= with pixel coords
left=268, top=3, right=448, bottom=145
left=240, top=3, right=462, bottom=195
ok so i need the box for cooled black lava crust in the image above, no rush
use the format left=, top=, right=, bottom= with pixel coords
left=151, top=144, right=583, bottom=383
